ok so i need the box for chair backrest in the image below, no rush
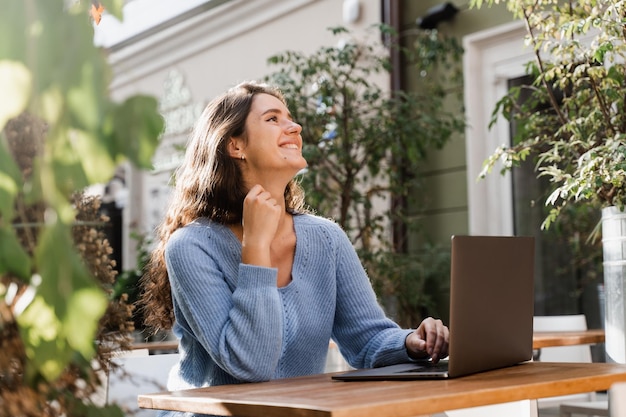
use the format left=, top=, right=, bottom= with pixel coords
left=444, top=399, right=538, bottom=417
left=532, top=314, right=588, bottom=331
left=533, top=315, right=592, bottom=363
left=107, top=353, right=180, bottom=417
left=532, top=315, right=595, bottom=408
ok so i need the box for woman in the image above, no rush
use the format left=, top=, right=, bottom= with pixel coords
left=141, top=81, right=448, bottom=412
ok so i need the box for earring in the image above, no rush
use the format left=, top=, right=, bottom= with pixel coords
left=240, top=154, right=245, bottom=160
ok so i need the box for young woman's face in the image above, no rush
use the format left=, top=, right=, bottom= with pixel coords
left=237, top=93, right=307, bottom=182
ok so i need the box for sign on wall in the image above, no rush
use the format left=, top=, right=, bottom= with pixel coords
left=144, top=69, right=204, bottom=234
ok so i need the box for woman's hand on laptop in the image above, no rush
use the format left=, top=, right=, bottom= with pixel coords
left=405, top=317, right=449, bottom=364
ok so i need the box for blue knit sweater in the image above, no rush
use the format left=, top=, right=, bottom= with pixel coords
left=160, top=214, right=413, bottom=416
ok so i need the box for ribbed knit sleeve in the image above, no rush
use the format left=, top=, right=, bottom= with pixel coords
left=165, top=222, right=283, bottom=382
left=324, top=222, right=415, bottom=368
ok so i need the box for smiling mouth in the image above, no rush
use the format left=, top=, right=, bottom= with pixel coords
left=281, top=144, right=299, bottom=150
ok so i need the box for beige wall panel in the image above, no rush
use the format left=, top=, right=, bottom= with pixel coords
left=414, top=211, right=469, bottom=246
left=400, top=2, right=515, bottom=246
left=419, top=135, right=466, bottom=173
left=419, top=170, right=468, bottom=212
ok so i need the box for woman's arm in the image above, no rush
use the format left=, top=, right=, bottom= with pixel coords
left=166, top=226, right=284, bottom=381
left=329, top=223, right=448, bottom=367
left=328, top=224, right=413, bottom=368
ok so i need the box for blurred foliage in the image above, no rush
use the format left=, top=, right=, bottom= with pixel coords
left=372, top=243, right=451, bottom=327
left=0, top=1, right=163, bottom=416
left=264, top=25, right=464, bottom=325
left=545, top=202, right=603, bottom=297
left=113, top=232, right=152, bottom=332
left=472, top=0, right=626, bottom=228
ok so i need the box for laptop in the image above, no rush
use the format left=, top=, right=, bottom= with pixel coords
left=332, top=235, right=535, bottom=380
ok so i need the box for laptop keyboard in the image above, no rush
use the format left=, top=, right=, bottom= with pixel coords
left=398, top=361, right=449, bottom=373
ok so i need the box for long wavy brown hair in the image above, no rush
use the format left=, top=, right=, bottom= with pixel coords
left=140, top=81, right=307, bottom=331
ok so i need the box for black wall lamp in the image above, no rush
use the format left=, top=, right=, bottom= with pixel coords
left=416, top=2, right=460, bottom=29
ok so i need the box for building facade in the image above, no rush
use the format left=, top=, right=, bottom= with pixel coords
left=96, top=0, right=603, bottom=327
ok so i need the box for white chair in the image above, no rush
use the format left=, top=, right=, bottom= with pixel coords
left=560, top=401, right=609, bottom=417
left=609, top=382, right=626, bottom=417
left=442, top=400, right=538, bottom=417
left=90, top=348, right=151, bottom=407
left=440, top=346, right=538, bottom=417
left=107, top=352, right=180, bottom=417
left=325, top=341, right=352, bottom=373
left=533, top=315, right=608, bottom=417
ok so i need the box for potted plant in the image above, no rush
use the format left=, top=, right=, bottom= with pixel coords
left=0, top=1, right=163, bottom=415
left=471, top=0, right=626, bottom=363
left=264, top=25, right=464, bottom=326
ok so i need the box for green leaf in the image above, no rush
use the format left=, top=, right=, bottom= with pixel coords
left=0, top=224, right=32, bottom=280
left=48, top=128, right=91, bottom=196
left=0, top=2, right=27, bottom=62
left=593, top=41, right=613, bottom=63
left=67, top=62, right=104, bottom=131
left=108, top=95, right=164, bottom=169
left=0, top=133, right=21, bottom=220
left=0, top=61, right=31, bottom=130
left=98, top=0, right=125, bottom=21
left=64, top=287, right=107, bottom=358
left=17, top=293, right=69, bottom=382
left=71, top=129, right=116, bottom=184
left=17, top=219, right=109, bottom=383
left=35, top=221, right=90, bottom=317
left=34, top=220, right=107, bottom=362
left=37, top=86, right=65, bottom=125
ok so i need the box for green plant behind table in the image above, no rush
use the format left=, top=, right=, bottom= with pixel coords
left=264, top=26, right=464, bottom=325
left=542, top=202, right=603, bottom=304
left=0, top=1, right=163, bottom=416
left=376, top=243, right=451, bottom=327
left=471, top=0, right=626, bottom=228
